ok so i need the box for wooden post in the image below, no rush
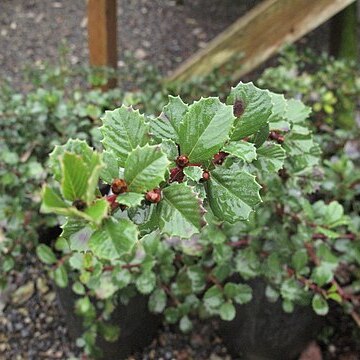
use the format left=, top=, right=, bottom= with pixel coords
left=167, top=0, right=356, bottom=83
left=330, top=1, right=358, bottom=61
left=87, top=0, right=118, bottom=89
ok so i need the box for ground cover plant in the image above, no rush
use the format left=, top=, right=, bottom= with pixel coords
left=38, top=78, right=360, bottom=357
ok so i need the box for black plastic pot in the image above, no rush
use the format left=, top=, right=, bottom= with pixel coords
left=218, top=279, right=325, bottom=360
left=56, top=284, right=161, bottom=359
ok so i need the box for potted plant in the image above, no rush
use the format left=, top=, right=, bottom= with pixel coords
left=38, top=82, right=360, bottom=359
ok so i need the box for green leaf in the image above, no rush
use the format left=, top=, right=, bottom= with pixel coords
left=219, top=302, right=236, bottom=321
left=254, top=143, right=286, bottom=172
left=83, top=199, right=109, bottom=225
left=61, top=152, right=89, bottom=201
left=124, top=144, right=169, bottom=193
left=41, top=185, right=71, bottom=215
left=136, top=271, right=156, bottom=294
left=292, top=249, right=308, bottom=272
left=112, top=268, right=132, bottom=289
left=312, top=294, right=329, bottom=316
left=268, top=93, right=290, bottom=131
left=61, top=220, right=93, bottom=252
left=252, top=123, right=270, bottom=148
left=183, top=166, right=203, bottom=182
left=151, top=96, right=188, bottom=142
left=158, top=183, right=204, bottom=238
left=53, top=265, right=68, bottom=288
left=101, top=105, right=149, bottom=166
left=280, top=278, right=302, bottom=302
left=286, top=99, right=311, bottom=124
left=311, top=262, right=336, bottom=286
left=36, top=244, right=57, bottom=265
left=224, top=283, right=252, bottom=304
left=204, top=285, right=223, bottom=310
left=187, top=266, right=206, bottom=293
left=116, top=192, right=144, bottom=207
left=164, top=307, right=180, bottom=324
left=179, top=315, right=193, bottom=333
left=89, top=218, right=138, bottom=260
left=234, top=248, right=261, bottom=279
left=148, top=288, right=167, bottom=313
left=101, top=150, right=119, bottom=184
left=206, top=165, right=262, bottom=223
left=227, top=82, right=272, bottom=140
left=178, top=97, right=235, bottom=163
left=223, top=141, right=257, bottom=162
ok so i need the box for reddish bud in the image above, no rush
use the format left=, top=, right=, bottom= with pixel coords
left=106, top=194, right=119, bottom=211
left=169, top=167, right=185, bottom=183
left=111, top=178, right=128, bottom=194
left=72, top=199, right=87, bottom=211
left=269, top=131, right=285, bottom=144
left=233, top=99, right=245, bottom=117
left=201, top=170, right=210, bottom=182
left=176, top=155, right=189, bottom=168
left=145, top=189, right=162, bottom=203
left=212, top=151, right=228, bottom=165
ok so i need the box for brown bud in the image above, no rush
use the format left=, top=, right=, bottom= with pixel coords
left=269, top=131, right=285, bottom=144
left=111, top=178, right=128, bottom=194
left=201, top=170, right=210, bottom=182
left=169, top=167, right=185, bottom=183
left=176, top=155, right=189, bottom=168
left=72, top=199, right=87, bottom=211
left=145, top=189, right=162, bottom=203
left=212, top=151, right=228, bottom=165
left=233, top=99, right=245, bottom=117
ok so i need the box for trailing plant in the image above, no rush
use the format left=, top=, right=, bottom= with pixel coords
left=39, top=81, right=359, bottom=356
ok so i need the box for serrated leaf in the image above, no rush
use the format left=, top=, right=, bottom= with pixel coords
left=101, top=150, right=119, bottom=184
left=36, top=244, right=57, bottom=265
left=61, top=152, right=88, bottom=201
left=151, top=96, right=188, bottom=142
left=160, top=139, right=179, bottom=163
left=158, top=183, right=204, bottom=238
left=206, top=166, right=261, bottom=223
left=252, top=123, right=270, bottom=148
left=269, top=93, right=290, bottom=131
left=101, top=105, right=149, bottom=166
left=219, top=302, right=236, bottom=321
left=227, top=82, right=272, bottom=140
left=148, top=288, right=167, bottom=313
left=89, top=218, right=138, bottom=260
left=312, top=294, right=329, bottom=316
left=124, top=144, right=169, bottom=193
left=254, top=142, right=286, bottom=172
left=223, top=141, right=257, bottom=162
left=41, top=185, right=71, bottom=215
left=178, top=97, right=235, bottom=163
left=184, top=166, right=203, bottom=182
left=83, top=199, right=109, bottom=225
left=117, top=192, right=144, bottom=207
left=286, top=99, right=311, bottom=124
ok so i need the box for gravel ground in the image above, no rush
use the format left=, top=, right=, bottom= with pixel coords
left=0, top=0, right=333, bottom=90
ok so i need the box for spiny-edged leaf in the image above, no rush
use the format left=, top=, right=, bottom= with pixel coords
left=227, top=82, right=272, bottom=140
left=49, top=139, right=95, bottom=182
left=151, top=96, right=188, bottom=142
left=161, top=139, right=179, bottom=163
left=36, top=244, right=57, bottom=265
left=268, top=92, right=290, bottom=131
left=312, top=294, right=329, bottom=316
left=83, top=199, right=109, bottom=225
left=116, top=192, right=144, bottom=207
left=124, top=144, right=170, bottom=193
left=223, top=141, right=257, bottom=163
left=254, top=142, right=286, bottom=172
left=100, top=105, right=149, bottom=166
left=178, top=97, right=235, bottom=163
left=61, top=152, right=88, bottom=201
left=252, top=123, right=269, bottom=148
left=41, top=185, right=71, bottom=215
left=206, top=166, right=261, bottom=223
left=100, top=150, right=119, bottom=184
left=184, top=166, right=203, bottom=182
left=286, top=99, right=311, bottom=124
left=158, top=183, right=205, bottom=238
left=89, top=218, right=138, bottom=260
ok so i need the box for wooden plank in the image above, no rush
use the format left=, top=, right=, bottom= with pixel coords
left=330, top=1, right=358, bottom=61
left=168, top=0, right=356, bottom=82
left=87, top=0, right=118, bottom=88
